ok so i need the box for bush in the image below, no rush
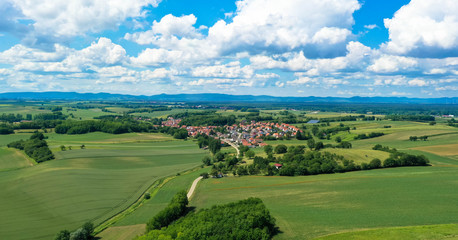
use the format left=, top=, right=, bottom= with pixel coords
left=274, top=144, right=287, bottom=154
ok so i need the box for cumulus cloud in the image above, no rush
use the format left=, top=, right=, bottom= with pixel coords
left=408, top=79, right=428, bottom=86
left=383, top=0, right=458, bottom=57
left=125, top=14, right=202, bottom=45
left=191, top=62, right=253, bottom=79
left=6, top=0, right=161, bottom=46
left=127, top=0, right=361, bottom=58
left=367, top=55, right=417, bottom=73
left=0, top=38, right=127, bottom=73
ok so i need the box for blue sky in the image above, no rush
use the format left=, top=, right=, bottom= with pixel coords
left=0, top=0, right=457, bottom=97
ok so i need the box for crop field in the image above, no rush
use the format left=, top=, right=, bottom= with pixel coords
left=0, top=104, right=51, bottom=115
left=316, top=223, right=458, bottom=240
left=191, top=162, right=458, bottom=239
left=64, top=108, right=113, bottom=120
left=0, top=133, right=207, bottom=240
left=0, top=148, right=34, bottom=171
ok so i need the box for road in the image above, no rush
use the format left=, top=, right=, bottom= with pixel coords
left=222, top=139, right=240, bottom=157
left=187, top=176, right=203, bottom=199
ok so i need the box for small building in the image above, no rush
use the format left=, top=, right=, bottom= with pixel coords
left=274, top=163, right=283, bottom=169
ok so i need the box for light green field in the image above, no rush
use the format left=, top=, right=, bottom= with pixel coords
left=0, top=134, right=207, bottom=240
left=97, top=224, right=146, bottom=240
left=0, top=104, right=51, bottom=115
left=316, top=224, right=458, bottom=240
left=323, top=148, right=390, bottom=164
left=0, top=133, right=32, bottom=147
left=0, top=147, right=34, bottom=171
left=64, top=108, right=113, bottom=120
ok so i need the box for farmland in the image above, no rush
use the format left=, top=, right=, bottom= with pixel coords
left=1, top=100, right=458, bottom=239
left=0, top=133, right=207, bottom=240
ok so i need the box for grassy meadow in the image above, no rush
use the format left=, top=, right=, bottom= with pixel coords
left=0, top=132, right=207, bottom=240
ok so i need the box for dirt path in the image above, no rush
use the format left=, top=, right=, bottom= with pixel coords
left=222, top=139, right=240, bottom=157
left=187, top=176, right=203, bottom=199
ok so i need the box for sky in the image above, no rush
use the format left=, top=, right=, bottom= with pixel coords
left=0, top=0, right=457, bottom=98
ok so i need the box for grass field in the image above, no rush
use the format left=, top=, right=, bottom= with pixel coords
left=191, top=163, right=458, bottom=239
left=0, top=133, right=207, bottom=240
left=316, top=224, right=458, bottom=240
left=0, top=148, right=34, bottom=171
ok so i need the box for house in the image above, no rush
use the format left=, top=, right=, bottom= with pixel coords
left=274, top=163, right=283, bottom=169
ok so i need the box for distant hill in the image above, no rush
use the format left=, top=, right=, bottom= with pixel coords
left=0, top=92, right=457, bottom=104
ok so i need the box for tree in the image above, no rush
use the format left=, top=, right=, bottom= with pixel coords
left=81, top=222, right=94, bottom=239
left=208, top=138, right=221, bottom=155
left=68, top=146, right=72, bottom=150
left=307, top=138, right=315, bottom=149
left=314, top=141, right=324, bottom=151
left=409, top=136, right=418, bottom=141
left=335, top=136, right=342, bottom=143
left=202, top=156, right=212, bottom=166
left=60, top=145, right=66, bottom=151
left=429, top=121, right=436, bottom=125
left=30, top=132, right=45, bottom=140
left=214, top=152, right=225, bottom=162
left=80, top=144, right=85, bottom=149
left=369, top=158, right=382, bottom=169
left=246, top=150, right=255, bottom=159
left=54, top=230, right=70, bottom=240
left=264, top=145, right=273, bottom=155
left=296, top=131, right=307, bottom=140
left=274, top=144, right=287, bottom=154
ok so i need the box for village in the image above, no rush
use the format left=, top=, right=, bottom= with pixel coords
left=161, top=117, right=300, bottom=148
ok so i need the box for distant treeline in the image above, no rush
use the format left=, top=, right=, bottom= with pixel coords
left=354, top=132, right=384, bottom=140
left=7, top=132, right=54, bottom=163
left=386, top=115, right=435, bottom=122
left=124, top=106, right=171, bottom=114
left=140, top=195, right=277, bottom=240
left=55, top=119, right=153, bottom=134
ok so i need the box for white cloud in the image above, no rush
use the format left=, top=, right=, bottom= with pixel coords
left=408, top=79, right=428, bottom=86
left=1, top=38, right=127, bottom=73
left=9, top=0, right=161, bottom=42
left=191, top=62, right=253, bottom=79
left=367, top=55, right=417, bottom=73
left=364, top=24, right=378, bottom=30
left=127, top=0, right=361, bottom=58
left=125, top=14, right=202, bottom=45
left=391, top=91, right=411, bottom=96
left=287, top=77, right=318, bottom=86
left=383, top=0, right=458, bottom=57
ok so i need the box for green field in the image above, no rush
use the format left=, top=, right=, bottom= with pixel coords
left=317, top=223, right=458, bottom=240
left=0, top=148, right=35, bottom=171
left=0, top=133, right=207, bottom=240
left=191, top=163, right=458, bottom=239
